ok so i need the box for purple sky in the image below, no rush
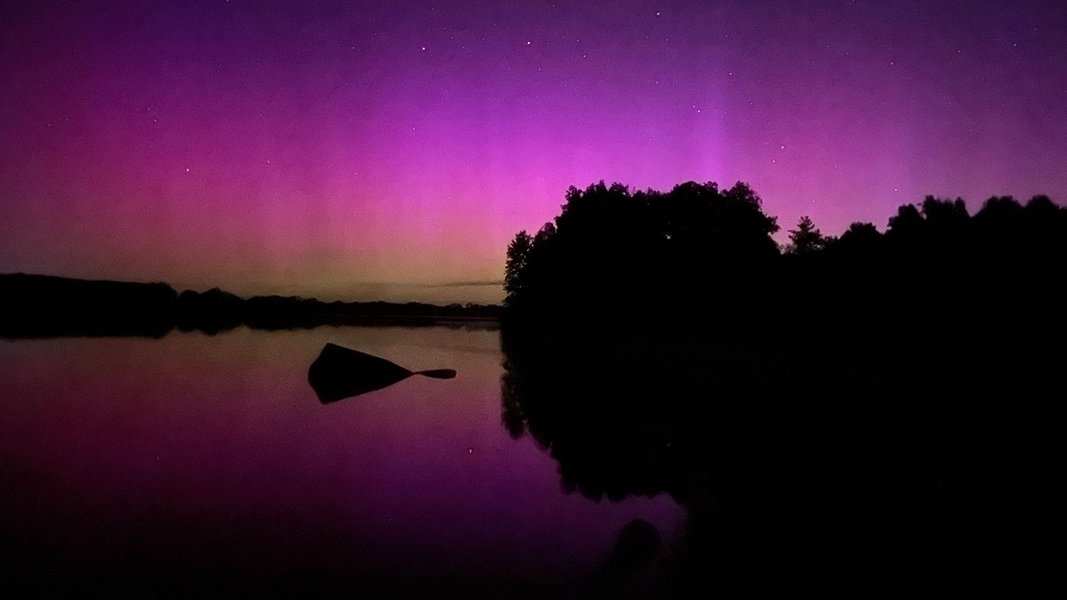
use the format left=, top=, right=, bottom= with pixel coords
left=3, top=1, right=1066, bottom=303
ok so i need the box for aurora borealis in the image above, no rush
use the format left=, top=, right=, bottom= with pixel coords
left=2, top=1, right=1065, bottom=304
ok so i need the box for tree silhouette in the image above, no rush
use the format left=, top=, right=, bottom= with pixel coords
left=504, top=230, right=533, bottom=306
left=834, top=222, right=881, bottom=251
left=503, top=180, right=780, bottom=327
left=886, top=203, right=924, bottom=242
left=920, top=196, right=969, bottom=231
left=503, top=181, right=1067, bottom=340
left=785, top=215, right=827, bottom=254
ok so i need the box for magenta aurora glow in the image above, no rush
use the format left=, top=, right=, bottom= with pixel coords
left=3, top=1, right=1066, bottom=304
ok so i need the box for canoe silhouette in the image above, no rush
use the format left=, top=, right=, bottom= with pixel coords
left=308, top=342, right=457, bottom=403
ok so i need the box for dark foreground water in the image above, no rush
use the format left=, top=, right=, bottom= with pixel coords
left=2, top=326, right=1063, bottom=598
left=0, top=327, right=681, bottom=597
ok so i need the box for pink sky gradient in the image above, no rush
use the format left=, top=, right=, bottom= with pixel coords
left=3, top=1, right=1066, bottom=303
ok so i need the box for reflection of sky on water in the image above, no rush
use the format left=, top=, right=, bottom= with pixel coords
left=0, top=327, right=682, bottom=585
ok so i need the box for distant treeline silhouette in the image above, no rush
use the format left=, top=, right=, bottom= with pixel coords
left=0, top=273, right=500, bottom=338
left=504, top=181, right=1067, bottom=338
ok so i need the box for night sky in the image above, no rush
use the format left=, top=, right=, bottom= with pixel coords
left=3, top=1, right=1065, bottom=304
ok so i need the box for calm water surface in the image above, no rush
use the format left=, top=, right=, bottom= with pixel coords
left=0, top=326, right=683, bottom=595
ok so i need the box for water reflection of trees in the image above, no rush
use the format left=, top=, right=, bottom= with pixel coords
left=500, top=330, right=1064, bottom=597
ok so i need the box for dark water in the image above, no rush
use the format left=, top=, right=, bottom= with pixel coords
left=0, top=327, right=682, bottom=597
left=499, top=331, right=1066, bottom=599
left=3, top=327, right=1063, bottom=598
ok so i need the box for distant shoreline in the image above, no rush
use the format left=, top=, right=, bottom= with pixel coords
left=0, top=272, right=501, bottom=338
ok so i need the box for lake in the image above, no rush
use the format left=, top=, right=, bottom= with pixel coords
left=0, top=326, right=683, bottom=597
left=2, top=326, right=1063, bottom=598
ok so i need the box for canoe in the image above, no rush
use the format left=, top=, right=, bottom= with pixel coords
left=308, top=342, right=456, bottom=403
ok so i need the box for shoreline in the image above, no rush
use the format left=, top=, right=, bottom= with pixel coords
left=0, top=272, right=501, bottom=338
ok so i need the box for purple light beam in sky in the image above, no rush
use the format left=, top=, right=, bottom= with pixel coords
left=2, top=1, right=1065, bottom=303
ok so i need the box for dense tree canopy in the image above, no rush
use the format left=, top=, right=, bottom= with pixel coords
left=505, top=180, right=779, bottom=324
left=504, top=183, right=1067, bottom=338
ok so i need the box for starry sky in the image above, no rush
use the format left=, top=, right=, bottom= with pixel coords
left=2, top=1, right=1066, bottom=304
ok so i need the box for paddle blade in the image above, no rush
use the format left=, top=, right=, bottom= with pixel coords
left=416, top=369, right=457, bottom=379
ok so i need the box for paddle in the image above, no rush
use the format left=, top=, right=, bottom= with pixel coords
left=308, top=342, right=457, bottom=403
